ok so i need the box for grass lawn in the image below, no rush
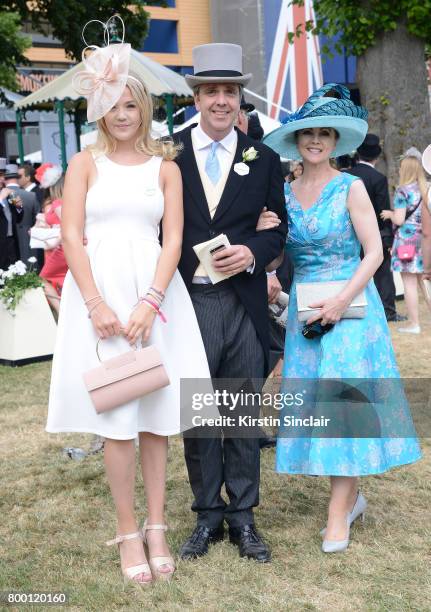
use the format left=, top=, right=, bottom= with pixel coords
left=0, top=298, right=430, bottom=611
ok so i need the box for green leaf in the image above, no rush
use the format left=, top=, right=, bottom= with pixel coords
left=305, top=0, right=431, bottom=54
left=0, top=11, right=31, bottom=90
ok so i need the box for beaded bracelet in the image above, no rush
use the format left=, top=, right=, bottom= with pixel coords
left=150, top=286, right=165, bottom=299
left=146, top=290, right=163, bottom=305
left=87, top=299, right=104, bottom=318
left=84, top=294, right=102, bottom=305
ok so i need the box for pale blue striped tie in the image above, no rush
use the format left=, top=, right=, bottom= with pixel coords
left=205, top=141, right=221, bottom=184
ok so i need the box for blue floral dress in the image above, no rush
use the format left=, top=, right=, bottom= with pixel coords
left=390, top=182, right=423, bottom=273
left=276, top=173, right=421, bottom=476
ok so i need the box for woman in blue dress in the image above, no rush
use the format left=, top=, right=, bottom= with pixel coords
left=262, top=84, right=421, bottom=553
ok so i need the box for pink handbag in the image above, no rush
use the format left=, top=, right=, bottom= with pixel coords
left=83, top=341, right=170, bottom=414
left=396, top=243, right=416, bottom=262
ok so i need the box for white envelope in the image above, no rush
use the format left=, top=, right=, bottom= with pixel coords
left=192, top=234, right=234, bottom=284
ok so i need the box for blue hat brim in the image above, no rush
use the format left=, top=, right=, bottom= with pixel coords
left=263, top=116, right=368, bottom=160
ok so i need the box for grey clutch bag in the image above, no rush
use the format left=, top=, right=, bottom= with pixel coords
left=296, top=280, right=367, bottom=322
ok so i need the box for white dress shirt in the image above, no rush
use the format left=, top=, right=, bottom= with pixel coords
left=357, top=161, right=376, bottom=168
left=191, top=123, right=254, bottom=279
left=191, top=123, right=237, bottom=180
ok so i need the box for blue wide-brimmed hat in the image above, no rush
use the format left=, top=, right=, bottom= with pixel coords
left=263, top=83, right=368, bottom=160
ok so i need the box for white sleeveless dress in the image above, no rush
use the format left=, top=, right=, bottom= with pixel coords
left=46, top=154, right=211, bottom=440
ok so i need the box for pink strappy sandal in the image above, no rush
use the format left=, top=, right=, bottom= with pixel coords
left=141, top=520, right=175, bottom=581
left=106, top=530, right=152, bottom=585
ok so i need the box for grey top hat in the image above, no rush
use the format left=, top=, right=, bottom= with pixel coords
left=185, top=43, right=252, bottom=88
left=5, top=163, right=19, bottom=179
left=0, top=157, right=6, bottom=171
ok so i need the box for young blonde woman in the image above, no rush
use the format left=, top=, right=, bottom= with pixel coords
left=381, top=152, right=427, bottom=333
left=46, top=20, right=211, bottom=585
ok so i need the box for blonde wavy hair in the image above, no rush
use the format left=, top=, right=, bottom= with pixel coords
left=50, top=175, right=64, bottom=201
left=399, top=156, right=428, bottom=203
left=89, top=74, right=180, bottom=161
left=42, top=175, right=64, bottom=212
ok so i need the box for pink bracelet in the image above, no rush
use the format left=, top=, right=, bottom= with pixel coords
left=140, top=297, right=167, bottom=323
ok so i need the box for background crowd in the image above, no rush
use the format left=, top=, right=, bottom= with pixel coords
left=1, top=128, right=431, bottom=332
left=0, top=160, right=67, bottom=316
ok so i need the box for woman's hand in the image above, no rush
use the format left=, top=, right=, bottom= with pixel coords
left=123, top=303, right=157, bottom=345
left=380, top=210, right=392, bottom=221
left=89, top=302, right=122, bottom=339
left=267, top=274, right=282, bottom=304
left=256, top=207, right=281, bottom=231
left=306, top=294, right=350, bottom=325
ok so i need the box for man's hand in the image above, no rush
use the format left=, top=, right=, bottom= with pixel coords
left=11, top=194, right=23, bottom=209
left=212, top=245, right=254, bottom=275
left=0, top=187, right=11, bottom=201
left=267, top=274, right=282, bottom=304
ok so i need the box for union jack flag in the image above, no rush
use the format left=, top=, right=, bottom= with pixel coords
left=265, top=0, right=323, bottom=120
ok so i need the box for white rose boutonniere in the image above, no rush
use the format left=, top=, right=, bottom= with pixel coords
left=242, top=147, right=259, bottom=163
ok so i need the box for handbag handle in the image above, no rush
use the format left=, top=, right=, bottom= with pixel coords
left=95, top=338, right=137, bottom=362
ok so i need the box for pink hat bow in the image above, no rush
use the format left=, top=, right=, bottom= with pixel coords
left=72, top=17, right=131, bottom=123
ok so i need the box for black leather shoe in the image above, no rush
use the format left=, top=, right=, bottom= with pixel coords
left=179, top=524, right=224, bottom=560
left=229, top=524, right=271, bottom=563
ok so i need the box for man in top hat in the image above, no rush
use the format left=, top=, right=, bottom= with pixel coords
left=174, top=43, right=287, bottom=562
left=3, top=163, right=40, bottom=266
left=348, top=134, right=405, bottom=322
left=0, top=164, right=25, bottom=269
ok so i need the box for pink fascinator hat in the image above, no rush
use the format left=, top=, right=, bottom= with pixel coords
left=73, top=16, right=131, bottom=123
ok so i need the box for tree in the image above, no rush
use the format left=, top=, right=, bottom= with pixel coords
left=1, top=1, right=163, bottom=61
left=0, top=11, right=31, bottom=92
left=290, top=0, right=431, bottom=189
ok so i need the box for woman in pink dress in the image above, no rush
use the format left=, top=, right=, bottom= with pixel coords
left=37, top=169, right=68, bottom=314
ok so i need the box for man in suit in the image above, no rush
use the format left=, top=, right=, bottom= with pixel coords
left=174, top=43, right=287, bottom=562
left=18, top=163, right=44, bottom=207
left=18, top=164, right=44, bottom=270
left=4, top=164, right=40, bottom=266
left=0, top=166, right=24, bottom=270
left=348, top=134, right=405, bottom=321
